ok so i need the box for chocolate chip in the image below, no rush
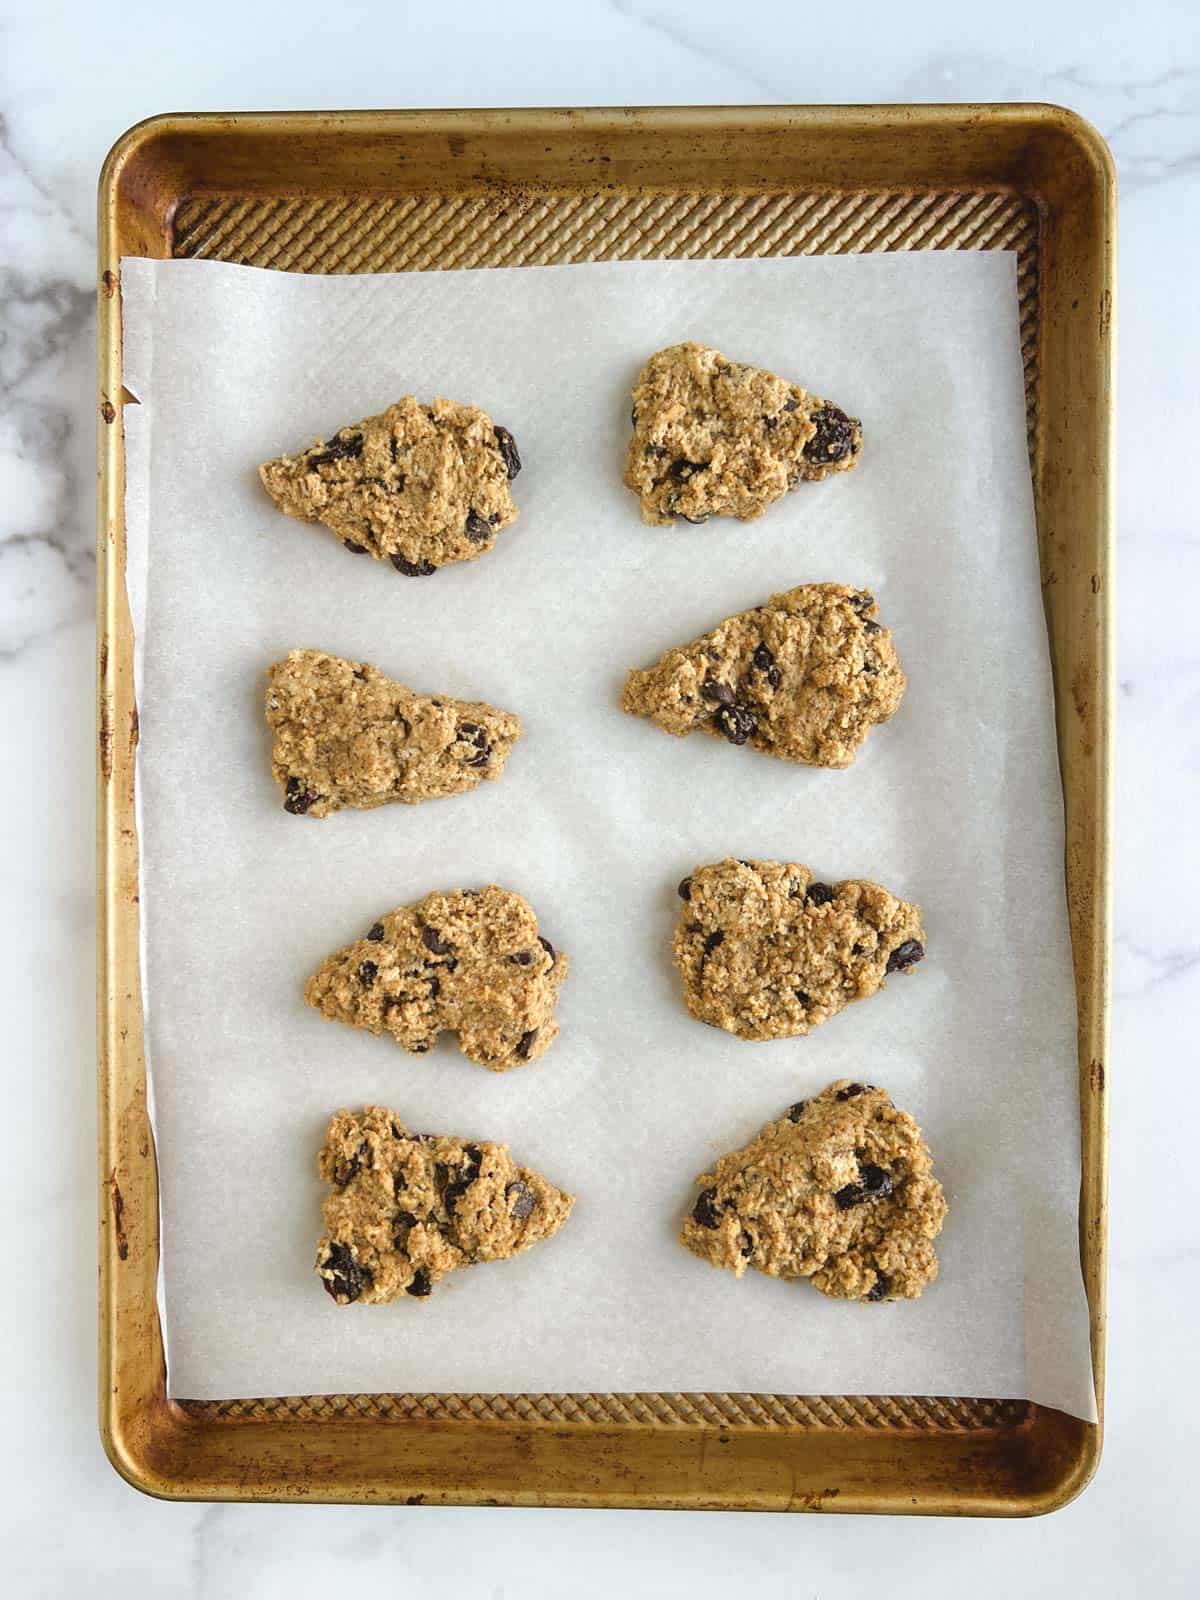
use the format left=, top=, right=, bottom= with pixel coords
left=464, top=1144, right=483, bottom=1172
left=794, top=990, right=811, bottom=1007
left=671, top=459, right=704, bottom=482
left=283, top=775, right=317, bottom=815
left=393, top=1209, right=417, bottom=1247
left=391, top=554, right=436, bottom=576
left=866, top=1276, right=890, bottom=1302
left=368, top=922, right=385, bottom=941
left=836, top=1083, right=866, bottom=1102
left=704, top=930, right=725, bottom=955
left=515, top=1028, right=538, bottom=1060
left=308, top=432, right=363, bottom=469
left=752, top=644, right=774, bottom=671
left=332, top=1140, right=368, bottom=1187
left=886, top=940, right=924, bottom=974
left=406, top=1268, right=432, bottom=1298
left=763, top=414, right=778, bottom=431
left=493, top=425, right=522, bottom=479
left=782, top=397, right=799, bottom=413
left=864, top=618, right=882, bottom=634
left=427, top=975, right=440, bottom=999
left=850, top=591, right=874, bottom=614
left=357, top=960, right=378, bottom=985
left=851, top=942, right=866, bottom=958
left=739, top=1233, right=754, bottom=1258
left=692, top=1188, right=721, bottom=1229
left=766, top=665, right=782, bottom=689
left=464, top=509, right=492, bottom=542
left=675, top=510, right=709, bottom=525
left=677, top=876, right=693, bottom=901
left=787, top=1100, right=808, bottom=1122
left=422, top=926, right=452, bottom=956
left=806, top=882, right=834, bottom=906
left=538, top=935, right=555, bottom=962
left=803, top=405, right=855, bottom=464
left=442, top=1179, right=471, bottom=1213
left=343, top=540, right=367, bottom=554
left=644, top=442, right=667, bottom=458
left=410, top=1040, right=432, bottom=1054
left=465, top=745, right=491, bottom=767
left=858, top=1162, right=893, bottom=1199
left=714, top=703, right=757, bottom=745
left=321, top=1241, right=367, bottom=1303
left=510, top=950, right=534, bottom=966
left=701, top=678, right=735, bottom=706
left=506, top=1180, right=535, bottom=1220
left=862, top=655, right=879, bottom=676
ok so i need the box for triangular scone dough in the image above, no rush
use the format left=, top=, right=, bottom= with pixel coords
left=306, top=886, right=569, bottom=1071
left=674, top=858, right=925, bottom=1040
left=317, top=1106, right=574, bottom=1303
left=622, top=584, right=904, bottom=769
left=680, top=1081, right=946, bottom=1302
left=266, top=649, right=522, bottom=818
left=624, top=342, right=862, bottom=527
left=259, top=397, right=520, bottom=573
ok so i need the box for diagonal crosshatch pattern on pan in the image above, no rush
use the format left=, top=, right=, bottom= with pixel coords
left=167, top=179, right=1042, bottom=1437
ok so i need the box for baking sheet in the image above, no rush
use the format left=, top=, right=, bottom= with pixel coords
left=120, top=252, right=1095, bottom=1419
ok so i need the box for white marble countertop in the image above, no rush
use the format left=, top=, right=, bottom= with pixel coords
left=2, top=0, right=1195, bottom=1593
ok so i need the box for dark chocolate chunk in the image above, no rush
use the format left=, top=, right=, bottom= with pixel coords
left=701, top=678, right=735, bottom=707
left=464, top=509, right=493, bottom=542
left=357, top=960, right=378, bottom=986
left=671, top=459, right=704, bottom=482
left=392, top=1209, right=417, bottom=1247
left=787, top=1100, right=808, bottom=1122
left=343, top=540, right=367, bottom=554
left=465, top=745, right=491, bottom=767
left=368, top=922, right=386, bottom=941
left=850, top=591, right=874, bottom=614
left=864, top=618, right=882, bottom=634
left=692, top=1187, right=721, bottom=1229
left=714, top=702, right=757, bottom=745
left=866, top=1275, right=890, bottom=1302
left=858, top=1162, right=893, bottom=1199
left=283, top=775, right=319, bottom=815
left=704, top=930, right=725, bottom=955
left=332, top=1139, right=368, bottom=1187
left=426, top=975, right=440, bottom=999
left=406, top=1268, right=432, bottom=1298
left=510, top=950, right=535, bottom=966
left=422, top=926, right=452, bottom=957
left=802, top=405, right=855, bottom=465
left=492, top=425, right=522, bottom=479
left=751, top=643, right=775, bottom=671
left=766, top=665, right=782, bottom=689
left=886, top=939, right=924, bottom=974
left=794, top=989, right=811, bottom=1007
left=740, top=1233, right=754, bottom=1258
left=836, top=1083, right=866, bottom=1102
left=506, top=1180, right=535, bottom=1221
left=321, top=1241, right=367, bottom=1303
left=677, top=876, right=693, bottom=901
left=515, top=1028, right=538, bottom=1060
left=806, top=882, right=835, bottom=906
left=308, top=432, right=363, bottom=469
left=442, top=1179, right=471, bottom=1214
left=391, top=554, right=436, bottom=576
left=538, top=935, right=555, bottom=962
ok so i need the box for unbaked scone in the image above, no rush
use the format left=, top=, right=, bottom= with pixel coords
left=622, top=584, right=904, bottom=768
left=259, top=397, right=520, bottom=573
left=624, top=341, right=861, bottom=527
left=266, top=649, right=522, bottom=817
left=680, top=1081, right=946, bottom=1302
left=674, top=858, right=924, bottom=1040
left=306, top=886, right=569, bottom=1070
left=317, top=1106, right=574, bottom=1303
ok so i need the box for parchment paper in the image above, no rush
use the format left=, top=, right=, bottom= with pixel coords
left=121, top=253, right=1096, bottom=1419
